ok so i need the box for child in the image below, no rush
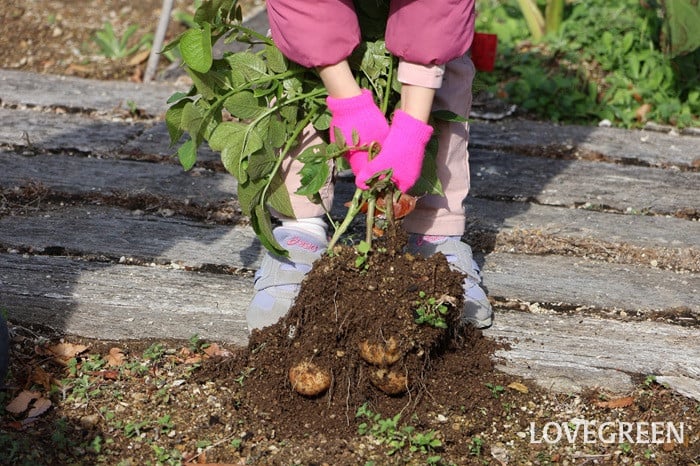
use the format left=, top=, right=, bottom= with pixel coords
left=247, top=0, right=493, bottom=331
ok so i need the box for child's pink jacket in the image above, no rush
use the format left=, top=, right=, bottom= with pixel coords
left=266, top=0, right=475, bottom=69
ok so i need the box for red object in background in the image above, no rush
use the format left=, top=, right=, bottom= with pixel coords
left=471, top=32, right=498, bottom=71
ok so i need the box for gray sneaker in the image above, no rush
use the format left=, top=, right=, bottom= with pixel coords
left=246, top=227, right=327, bottom=331
left=407, top=235, right=493, bottom=328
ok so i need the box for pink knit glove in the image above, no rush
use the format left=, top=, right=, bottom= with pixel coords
left=356, top=110, right=434, bottom=193
left=326, top=90, right=389, bottom=176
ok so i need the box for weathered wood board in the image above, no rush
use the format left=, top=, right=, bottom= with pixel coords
left=0, top=253, right=251, bottom=344
left=5, top=147, right=698, bottom=217
left=0, top=150, right=237, bottom=205
left=487, top=311, right=700, bottom=394
left=470, top=150, right=699, bottom=216
left=0, top=69, right=178, bottom=116
left=469, top=119, right=700, bottom=168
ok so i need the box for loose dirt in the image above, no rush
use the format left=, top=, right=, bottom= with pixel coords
left=1, top=1, right=699, bottom=465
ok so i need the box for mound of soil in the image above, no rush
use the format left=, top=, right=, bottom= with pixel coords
left=224, top=228, right=499, bottom=440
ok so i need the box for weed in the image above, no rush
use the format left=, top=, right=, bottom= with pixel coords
left=123, top=419, right=149, bottom=438
left=644, top=374, right=657, bottom=387
left=354, top=240, right=372, bottom=270
left=414, top=291, right=450, bottom=328
left=486, top=382, right=505, bottom=398
left=152, top=444, right=182, bottom=465
left=621, top=441, right=632, bottom=455
left=188, top=333, right=209, bottom=353
left=502, top=401, right=514, bottom=418
left=234, top=367, right=255, bottom=386
left=92, top=21, right=153, bottom=59
left=143, top=342, right=166, bottom=361
left=536, top=451, right=553, bottom=465
left=196, top=439, right=213, bottom=449
left=356, top=403, right=442, bottom=461
left=157, top=414, right=175, bottom=433
left=469, top=436, right=484, bottom=456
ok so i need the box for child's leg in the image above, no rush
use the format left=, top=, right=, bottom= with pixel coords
left=247, top=125, right=334, bottom=332
left=403, top=53, right=474, bottom=236
left=403, top=54, right=494, bottom=328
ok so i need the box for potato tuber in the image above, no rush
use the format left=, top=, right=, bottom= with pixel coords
left=289, top=360, right=331, bottom=396
left=370, top=368, right=408, bottom=395
left=358, top=336, right=402, bottom=366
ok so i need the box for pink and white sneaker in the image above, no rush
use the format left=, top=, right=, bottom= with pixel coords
left=246, top=226, right=327, bottom=332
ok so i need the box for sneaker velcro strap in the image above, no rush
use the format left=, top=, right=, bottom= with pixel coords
left=253, top=254, right=313, bottom=293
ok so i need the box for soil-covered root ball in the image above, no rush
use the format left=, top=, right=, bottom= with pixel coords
left=288, top=360, right=331, bottom=397
left=358, top=336, right=403, bottom=366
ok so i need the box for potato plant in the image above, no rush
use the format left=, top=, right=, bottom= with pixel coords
left=163, top=0, right=458, bottom=255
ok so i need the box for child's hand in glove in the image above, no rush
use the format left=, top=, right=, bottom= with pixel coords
left=356, top=110, right=433, bottom=193
left=326, top=89, right=389, bottom=176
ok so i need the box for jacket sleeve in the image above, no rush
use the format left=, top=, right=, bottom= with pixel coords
left=386, top=0, right=475, bottom=65
left=266, top=0, right=362, bottom=67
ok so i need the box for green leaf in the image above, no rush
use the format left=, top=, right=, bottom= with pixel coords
left=181, top=102, right=205, bottom=145
left=251, top=204, right=287, bottom=257
left=237, top=178, right=265, bottom=215
left=164, top=99, right=189, bottom=144
left=267, top=173, right=295, bottom=219
left=296, top=159, right=330, bottom=197
left=431, top=109, right=468, bottom=123
left=180, top=24, right=213, bottom=73
left=296, top=143, right=328, bottom=164
left=264, top=115, right=287, bottom=149
left=265, top=45, right=287, bottom=74
left=166, top=91, right=190, bottom=104
left=177, top=138, right=197, bottom=171
left=409, top=135, right=443, bottom=197
left=209, top=122, right=264, bottom=180
left=225, top=52, right=267, bottom=81
left=313, top=112, right=331, bottom=131
left=246, top=150, right=276, bottom=181
left=224, top=91, right=265, bottom=119
left=279, top=105, right=298, bottom=128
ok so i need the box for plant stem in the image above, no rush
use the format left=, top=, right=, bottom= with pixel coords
left=366, top=197, right=376, bottom=245
left=384, top=189, right=395, bottom=228
left=328, top=188, right=364, bottom=250
left=381, top=57, right=395, bottom=115
left=258, top=104, right=318, bottom=207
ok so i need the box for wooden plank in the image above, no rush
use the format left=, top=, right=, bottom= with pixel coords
left=3, top=201, right=697, bottom=275
left=0, top=69, right=178, bottom=116
left=0, top=206, right=262, bottom=270
left=0, top=107, right=145, bottom=153
left=484, top=310, right=700, bottom=397
left=466, top=197, right=700, bottom=250
left=0, top=253, right=250, bottom=345
left=469, top=119, right=700, bottom=168
left=1, top=150, right=237, bottom=204
left=470, top=149, right=699, bottom=215
left=122, top=122, right=222, bottom=162
left=482, top=252, right=699, bottom=313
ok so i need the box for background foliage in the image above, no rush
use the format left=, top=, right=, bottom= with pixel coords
left=475, top=0, right=700, bottom=128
